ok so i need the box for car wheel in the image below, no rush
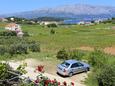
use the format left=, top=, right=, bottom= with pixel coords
left=87, top=67, right=90, bottom=71
left=69, top=72, right=73, bottom=77
left=85, top=67, right=89, bottom=72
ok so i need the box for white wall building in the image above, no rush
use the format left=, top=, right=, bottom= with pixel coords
left=5, top=23, right=21, bottom=31
left=5, top=23, right=24, bottom=37
left=78, top=21, right=85, bottom=25
left=40, top=21, right=59, bottom=25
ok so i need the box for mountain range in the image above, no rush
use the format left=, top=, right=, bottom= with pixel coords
left=1, top=4, right=115, bottom=19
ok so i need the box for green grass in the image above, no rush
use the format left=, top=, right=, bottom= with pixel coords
left=20, top=23, right=115, bottom=53
left=0, top=22, right=115, bottom=57
left=1, top=22, right=115, bottom=54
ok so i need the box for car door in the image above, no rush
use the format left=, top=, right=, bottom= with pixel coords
left=77, top=62, right=85, bottom=72
left=70, top=63, right=81, bottom=74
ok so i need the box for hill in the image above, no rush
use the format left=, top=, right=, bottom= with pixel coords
left=0, top=4, right=115, bottom=19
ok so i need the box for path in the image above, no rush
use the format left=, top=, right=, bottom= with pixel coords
left=8, top=59, right=86, bottom=86
left=78, top=46, right=115, bottom=55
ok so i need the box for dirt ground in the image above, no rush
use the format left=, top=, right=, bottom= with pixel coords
left=7, top=58, right=87, bottom=86
left=104, top=47, right=115, bottom=55
left=78, top=46, right=115, bottom=55
left=23, top=59, right=88, bottom=85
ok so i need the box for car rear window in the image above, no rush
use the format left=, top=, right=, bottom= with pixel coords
left=61, top=62, right=70, bottom=68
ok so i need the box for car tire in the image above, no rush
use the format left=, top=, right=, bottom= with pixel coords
left=87, top=67, right=90, bottom=71
left=69, top=72, right=73, bottom=77
left=85, top=67, right=90, bottom=72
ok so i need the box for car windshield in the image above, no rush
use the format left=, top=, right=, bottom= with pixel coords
left=61, top=61, right=70, bottom=68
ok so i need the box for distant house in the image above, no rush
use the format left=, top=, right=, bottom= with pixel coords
left=5, top=23, right=21, bottom=31
left=94, top=19, right=103, bottom=24
left=0, top=18, right=8, bottom=22
left=40, top=21, right=60, bottom=25
left=85, top=22, right=94, bottom=26
left=30, top=21, right=36, bottom=24
left=78, top=21, right=93, bottom=26
left=10, top=18, right=15, bottom=21
left=78, top=21, right=85, bottom=25
left=5, top=23, right=24, bottom=37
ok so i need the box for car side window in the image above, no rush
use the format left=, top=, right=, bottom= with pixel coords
left=71, top=63, right=79, bottom=68
left=77, top=62, right=84, bottom=67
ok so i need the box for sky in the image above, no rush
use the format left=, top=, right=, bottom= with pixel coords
left=0, top=0, right=115, bottom=14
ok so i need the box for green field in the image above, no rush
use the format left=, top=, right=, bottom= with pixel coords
left=0, top=23, right=115, bottom=54
left=21, top=23, right=115, bottom=52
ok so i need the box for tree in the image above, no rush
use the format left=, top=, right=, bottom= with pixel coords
left=96, top=65, right=115, bottom=86
left=57, top=49, right=68, bottom=60
left=29, top=41, right=40, bottom=52
left=88, top=48, right=107, bottom=68
left=50, top=29, right=55, bottom=34
left=47, top=23, right=57, bottom=28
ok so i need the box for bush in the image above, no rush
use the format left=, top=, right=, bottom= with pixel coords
left=0, top=63, right=12, bottom=79
left=16, top=44, right=28, bottom=54
left=56, top=49, right=68, bottom=60
left=88, top=48, right=107, bottom=68
left=23, top=31, right=29, bottom=37
left=29, top=41, right=40, bottom=52
left=68, top=50, right=85, bottom=60
left=57, top=49, right=86, bottom=60
left=0, top=46, right=6, bottom=55
left=0, top=34, right=40, bottom=57
left=96, top=65, right=115, bottom=86
left=47, top=23, right=57, bottom=28
left=0, top=62, right=27, bottom=86
left=9, top=43, right=28, bottom=55
left=50, top=29, right=55, bottom=34
left=0, top=31, right=17, bottom=36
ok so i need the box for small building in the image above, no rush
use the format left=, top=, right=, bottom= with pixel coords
left=85, top=22, right=94, bottom=26
left=78, top=21, right=85, bottom=25
left=94, top=19, right=103, bottom=24
left=5, top=23, right=21, bottom=31
left=78, top=21, right=94, bottom=26
left=0, top=18, right=8, bottom=22
left=10, top=18, right=15, bottom=21
left=40, top=21, right=59, bottom=25
left=5, top=23, right=24, bottom=37
left=30, top=21, right=36, bottom=24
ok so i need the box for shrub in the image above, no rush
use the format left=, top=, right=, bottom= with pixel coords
left=56, top=49, right=68, bottom=60
left=88, top=48, right=107, bottom=68
left=29, top=41, right=40, bottom=52
left=57, top=49, right=86, bottom=60
left=9, top=43, right=28, bottom=55
left=50, top=29, right=55, bottom=34
left=0, top=46, right=6, bottom=55
left=0, top=34, right=40, bottom=57
left=23, top=31, right=29, bottom=37
left=8, top=44, right=17, bottom=55
left=16, top=63, right=27, bottom=74
left=17, top=44, right=28, bottom=54
left=47, top=23, right=57, bottom=28
left=0, top=31, right=17, bottom=36
left=68, top=50, right=85, bottom=60
left=0, top=63, right=27, bottom=86
left=0, top=63, right=12, bottom=79
left=96, top=65, right=115, bottom=86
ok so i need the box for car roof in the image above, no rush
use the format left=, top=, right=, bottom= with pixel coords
left=65, top=60, right=79, bottom=64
